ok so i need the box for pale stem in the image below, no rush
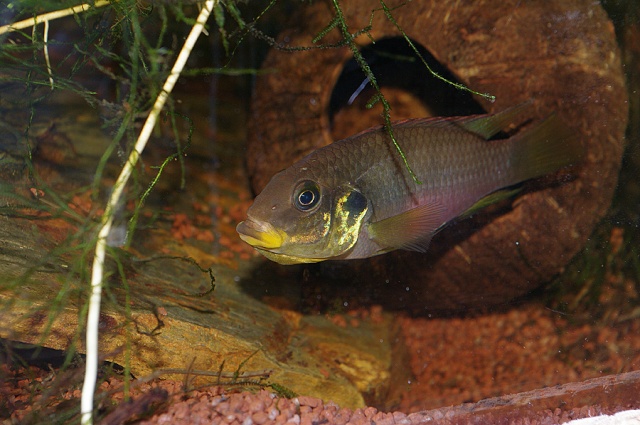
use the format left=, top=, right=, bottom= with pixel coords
left=43, top=20, right=54, bottom=90
left=0, top=1, right=111, bottom=35
left=1, top=2, right=110, bottom=89
left=80, top=1, right=217, bottom=424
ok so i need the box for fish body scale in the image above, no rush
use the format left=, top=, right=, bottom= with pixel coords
left=309, top=124, right=516, bottom=224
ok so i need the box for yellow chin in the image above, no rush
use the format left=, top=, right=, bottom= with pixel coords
left=255, top=248, right=325, bottom=265
left=237, top=218, right=330, bottom=265
left=237, top=219, right=285, bottom=249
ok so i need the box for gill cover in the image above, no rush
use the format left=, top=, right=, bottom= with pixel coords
left=326, top=187, right=369, bottom=256
left=271, top=185, right=369, bottom=264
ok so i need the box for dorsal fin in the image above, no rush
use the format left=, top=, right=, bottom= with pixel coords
left=456, top=101, right=533, bottom=140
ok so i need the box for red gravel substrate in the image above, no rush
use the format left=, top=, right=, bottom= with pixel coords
left=4, top=360, right=640, bottom=425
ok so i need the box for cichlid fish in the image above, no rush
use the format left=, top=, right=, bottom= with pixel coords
left=237, top=105, right=582, bottom=265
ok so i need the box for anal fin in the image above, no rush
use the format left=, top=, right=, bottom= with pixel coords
left=459, top=188, right=522, bottom=219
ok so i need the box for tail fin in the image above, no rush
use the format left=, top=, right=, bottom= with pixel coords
left=510, top=114, right=584, bottom=182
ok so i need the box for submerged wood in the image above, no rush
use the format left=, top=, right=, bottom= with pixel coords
left=0, top=213, right=396, bottom=408
left=407, top=370, right=640, bottom=424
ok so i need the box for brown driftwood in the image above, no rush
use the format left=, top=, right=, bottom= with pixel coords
left=408, top=370, right=640, bottom=424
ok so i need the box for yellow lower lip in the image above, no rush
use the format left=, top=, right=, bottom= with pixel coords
left=255, top=248, right=325, bottom=265
left=236, top=219, right=285, bottom=249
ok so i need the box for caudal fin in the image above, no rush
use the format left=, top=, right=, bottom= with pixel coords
left=510, top=114, right=584, bottom=183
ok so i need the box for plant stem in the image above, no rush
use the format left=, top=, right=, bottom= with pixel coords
left=0, top=1, right=111, bottom=35
left=80, top=2, right=217, bottom=424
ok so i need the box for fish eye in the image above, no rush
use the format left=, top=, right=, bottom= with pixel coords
left=293, top=181, right=321, bottom=212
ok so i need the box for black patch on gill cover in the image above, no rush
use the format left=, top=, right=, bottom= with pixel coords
left=345, top=190, right=368, bottom=216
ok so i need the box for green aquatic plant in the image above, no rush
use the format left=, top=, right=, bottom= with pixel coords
left=0, top=2, right=221, bottom=423
left=145, top=350, right=296, bottom=399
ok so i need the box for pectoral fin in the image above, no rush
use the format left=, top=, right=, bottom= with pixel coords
left=367, top=202, right=447, bottom=253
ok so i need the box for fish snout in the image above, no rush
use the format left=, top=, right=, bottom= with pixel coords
left=236, top=219, right=285, bottom=249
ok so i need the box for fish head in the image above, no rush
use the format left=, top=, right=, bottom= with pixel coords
left=236, top=168, right=370, bottom=264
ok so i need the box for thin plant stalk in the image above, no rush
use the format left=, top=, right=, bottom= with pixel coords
left=0, top=2, right=111, bottom=91
left=0, top=1, right=111, bottom=35
left=80, top=1, right=217, bottom=424
left=43, top=20, right=54, bottom=89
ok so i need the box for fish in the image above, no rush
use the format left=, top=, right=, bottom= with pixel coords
left=237, top=105, right=583, bottom=265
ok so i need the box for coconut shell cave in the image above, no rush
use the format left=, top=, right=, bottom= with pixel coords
left=246, top=0, right=628, bottom=311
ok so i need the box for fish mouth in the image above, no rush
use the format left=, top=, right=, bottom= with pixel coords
left=236, top=219, right=285, bottom=249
